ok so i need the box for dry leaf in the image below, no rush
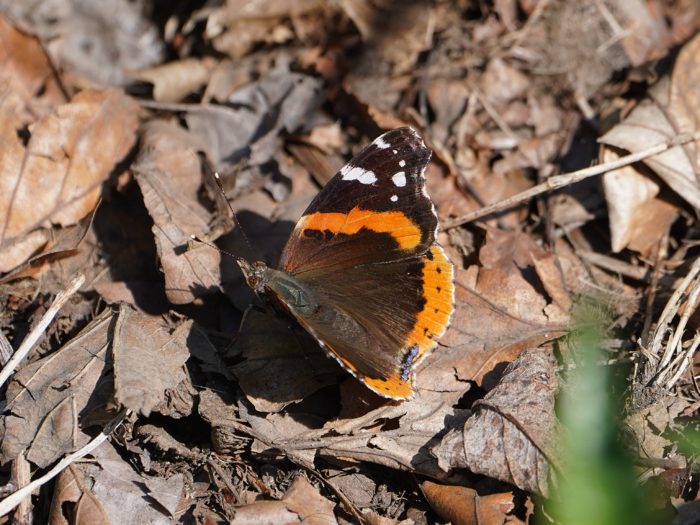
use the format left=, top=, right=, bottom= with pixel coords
left=0, top=15, right=66, bottom=117
left=0, top=89, right=139, bottom=270
left=1, top=310, right=116, bottom=467
left=602, top=149, right=678, bottom=255
left=77, top=441, right=184, bottom=524
left=49, top=465, right=110, bottom=525
left=127, top=58, right=216, bottom=103
left=0, top=204, right=98, bottom=279
left=133, top=119, right=222, bottom=304
left=599, top=33, right=700, bottom=209
left=421, top=481, right=516, bottom=525
left=185, top=70, right=323, bottom=171
left=1, top=0, right=164, bottom=86
left=480, top=58, right=530, bottom=105
left=433, top=348, right=559, bottom=496
left=112, top=304, right=191, bottom=417
left=231, top=475, right=337, bottom=524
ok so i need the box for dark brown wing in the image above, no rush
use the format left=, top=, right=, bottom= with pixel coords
left=278, top=127, right=436, bottom=275
left=271, top=127, right=453, bottom=399
left=273, top=245, right=453, bottom=399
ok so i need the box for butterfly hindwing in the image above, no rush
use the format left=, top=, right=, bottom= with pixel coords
left=268, top=245, right=453, bottom=399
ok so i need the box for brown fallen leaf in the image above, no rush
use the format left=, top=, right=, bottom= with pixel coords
left=184, top=70, right=323, bottom=172
left=602, top=149, right=678, bottom=255
left=0, top=89, right=139, bottom=271
left=1, top=309, right=116, bottom=467
left=340, top=0, right=431, bottom=74
left=204, top=0, right=325, bottom=60
left=230, top=308, right=339, bottom=412
left=480, top=58, right=530, bottom=106
left=599, top=32, right=700, bottom=210
left=0, top=204, right=98, bottom=280
left=231, top=475, right=337, bottom=525
left=433, top=348, right=559, bottom=496
left=133, top=119, right=222, bottom=304
left=49, top=465, right=110, bottom=525
left=421, top=481, right=516, bottom=525
left=70, top=441, right=185, bottom=524
left=425, top=78, right=470, bottom=145
left=112, top=304, right=191, bottom=417
left=127, top=58, right=217, bottom=103
left=0, top=15, right=67, bottom=118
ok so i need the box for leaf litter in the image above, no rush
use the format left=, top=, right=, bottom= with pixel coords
left=0, top=1, right=699, bottom=523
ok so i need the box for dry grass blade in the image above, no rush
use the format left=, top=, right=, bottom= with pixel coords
left=0, top=273, right=85, bottom=389
left=648, top=257, right=700, bottom=389
left=0, top=409, right=129, bottom=518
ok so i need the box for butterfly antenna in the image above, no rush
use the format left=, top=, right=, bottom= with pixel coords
left=188, top=234, right=243, bottom=264
left=211, top=171, right=256, bottom=257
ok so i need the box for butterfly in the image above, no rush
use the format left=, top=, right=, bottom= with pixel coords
left=237, top=127, right=454, bottom=399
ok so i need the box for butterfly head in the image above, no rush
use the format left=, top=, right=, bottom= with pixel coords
left=237, top=259, right=270, bottom=295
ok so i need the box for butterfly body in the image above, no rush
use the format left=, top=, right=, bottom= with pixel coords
left=238, top=127, right=454, bottom=400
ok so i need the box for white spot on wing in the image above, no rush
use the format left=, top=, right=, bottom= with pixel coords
left=392, top=171, right=407, bottom=187
left=390, top=195, right=398, bottom=202
left=374, top=136, right=390, bottom=149
left=399, top=159, right=406, bottom=167
left=392, top=149, right=398, bottom=154
left=341, top=164, right=377, bottom=184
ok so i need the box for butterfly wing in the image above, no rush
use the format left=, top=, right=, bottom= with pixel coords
left=274, top=246, right=453, bottom=399
left=279, top=127, right=438, bottom=274
left=271, top=128, right=454, bottom=399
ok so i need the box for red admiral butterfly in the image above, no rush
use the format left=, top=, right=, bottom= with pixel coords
left=238, top=127, right=454, bottom=399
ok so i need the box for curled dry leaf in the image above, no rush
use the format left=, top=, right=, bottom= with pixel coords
left=205, top=0, right=324, bottom=59
left=185, top=70, right=323, bottom=171
left=231, top=475, right=336, bottom=525
left=112, top=304, right=191, bottom=417
left=133, top=119, right=221, bottom=304
left=433, top=348, right=559, bottom=496
left=1, top=310, right=116, bottom=468
left=127, top=58, right=217, bottom=103
left=0, top=89, right=139, bottom=272
left=599, top=33, right=700, bottom=210
left=421, top=481, right=516, bottom=525
left=480, top=58, right=530, bottom=105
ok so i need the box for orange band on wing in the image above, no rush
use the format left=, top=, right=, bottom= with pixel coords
left=404, top=245, right=454, bottom=364
left=363, top=374, right=413, bottom=400
left=299, top=207, right=421, bottom=250
left=320, top=339, right=414, bottom=399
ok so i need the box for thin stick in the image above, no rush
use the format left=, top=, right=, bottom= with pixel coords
left=0, top=273, right=85, bottom=389
left=0, top=409, right=129, bottom=517
left=441, top=131, right=700, bottom=230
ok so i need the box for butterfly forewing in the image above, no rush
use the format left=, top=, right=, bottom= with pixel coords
left=279, top=127, right=437, bottom=275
